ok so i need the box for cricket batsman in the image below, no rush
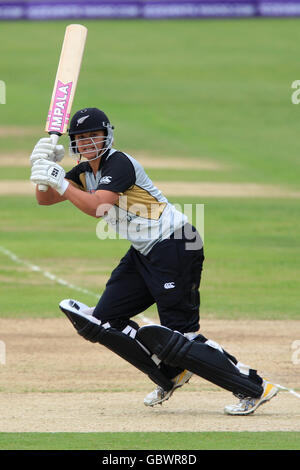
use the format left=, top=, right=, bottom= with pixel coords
left=30, top=107, right=279, bottom=415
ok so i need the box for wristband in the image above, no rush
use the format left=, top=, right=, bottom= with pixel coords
left=58, top=179, right=69, bottom=196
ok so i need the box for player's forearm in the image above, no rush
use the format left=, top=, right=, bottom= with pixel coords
left=63, top=183, right=101, bottom=218
left=36, top=185, right=67, bottom=205
left=32, top=158, right=117, bottom=215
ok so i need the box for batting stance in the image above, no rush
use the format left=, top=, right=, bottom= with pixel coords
left=30, top=108, right=278, bottom=415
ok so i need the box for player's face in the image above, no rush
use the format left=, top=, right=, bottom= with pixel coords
left=75, top=130, right=105, bottom=159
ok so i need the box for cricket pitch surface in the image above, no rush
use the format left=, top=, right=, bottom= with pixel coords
left=0, top=318, right=299, bottom=432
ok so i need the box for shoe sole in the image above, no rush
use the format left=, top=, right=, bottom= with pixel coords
left=224, top=385, right=279, bottom=416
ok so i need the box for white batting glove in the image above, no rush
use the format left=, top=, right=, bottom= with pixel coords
left=30, top=160, right=69, bottom=195
left=30, top=137, right=65, bottom=166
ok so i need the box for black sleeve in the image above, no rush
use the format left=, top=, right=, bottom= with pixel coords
left=65, top=163, right=87, bottom=190
left=96, top=152, right=136, bottom=193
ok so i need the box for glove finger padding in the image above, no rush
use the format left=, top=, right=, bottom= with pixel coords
left=30, top=174, right=49, bottom=185
left=30, top=151, right=52, bottom=166
left=30, top=159, right=67, bottom=195
left=30, top=160, right=48, bottom=184
left=30, top=137, right=65, bottom=166
left=53, top=144, right=65, bottom=162
left=35, top=143, right=55, bottom=152
left=36, top=137, right=54, bottom=145
left=31, top=159, right=51, bottom=172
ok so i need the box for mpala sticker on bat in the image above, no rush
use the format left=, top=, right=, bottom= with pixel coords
left=47, top=80, right=73, bottom=133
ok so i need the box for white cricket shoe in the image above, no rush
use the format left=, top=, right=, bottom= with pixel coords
left=144, top=370, right=193, bottom=407
left=224, top=380, right=279, bottom=416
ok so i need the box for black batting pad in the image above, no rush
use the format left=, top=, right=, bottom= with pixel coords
left=59, top=299, right=101, bottom=332
left=136, top=325, right=174, bottom=357
left=59, top=301, right=174, bottom=391
left=137, top=325, right=263, bottom=398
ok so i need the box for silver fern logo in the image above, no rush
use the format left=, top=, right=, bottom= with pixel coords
left=76, top=115, right=90, bottom=126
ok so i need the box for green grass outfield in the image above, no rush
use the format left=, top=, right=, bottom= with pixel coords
left=0, top=432, right=299, bottom=450
left=0, top=18, right=299, bottom=450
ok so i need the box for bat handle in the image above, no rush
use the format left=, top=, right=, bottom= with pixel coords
left=38, top=133, right=61, bottom=192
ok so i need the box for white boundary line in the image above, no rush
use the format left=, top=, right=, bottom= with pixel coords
left=0, top=245, right=154, bottom=325
left=1, top=245, right=299, bottom=400
left=275, top=384, right=300, bottom=399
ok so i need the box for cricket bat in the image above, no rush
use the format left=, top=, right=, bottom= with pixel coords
left=39, top=23, right=88, bottom=191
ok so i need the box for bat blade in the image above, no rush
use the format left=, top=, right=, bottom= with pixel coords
left=45, top=23, right=87, bottom=136
left=39, top=24, right=87, bottom=192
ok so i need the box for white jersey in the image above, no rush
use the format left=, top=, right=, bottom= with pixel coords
left=65, top=148, right=188, bottom=255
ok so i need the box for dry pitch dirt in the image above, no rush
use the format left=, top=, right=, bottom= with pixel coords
left=2, top=165, right=300, bottom=199
left=0, top=317, right=299, bottom=432
left=0, top=150, right=222, bottom=171
left=2, top=180, right=300, bottom=199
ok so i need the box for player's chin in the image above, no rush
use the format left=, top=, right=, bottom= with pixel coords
left=83, top=150, right=99, bottom=160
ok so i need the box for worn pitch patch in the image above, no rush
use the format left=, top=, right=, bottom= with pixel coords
left=1, top=179, right=300, bottom=199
